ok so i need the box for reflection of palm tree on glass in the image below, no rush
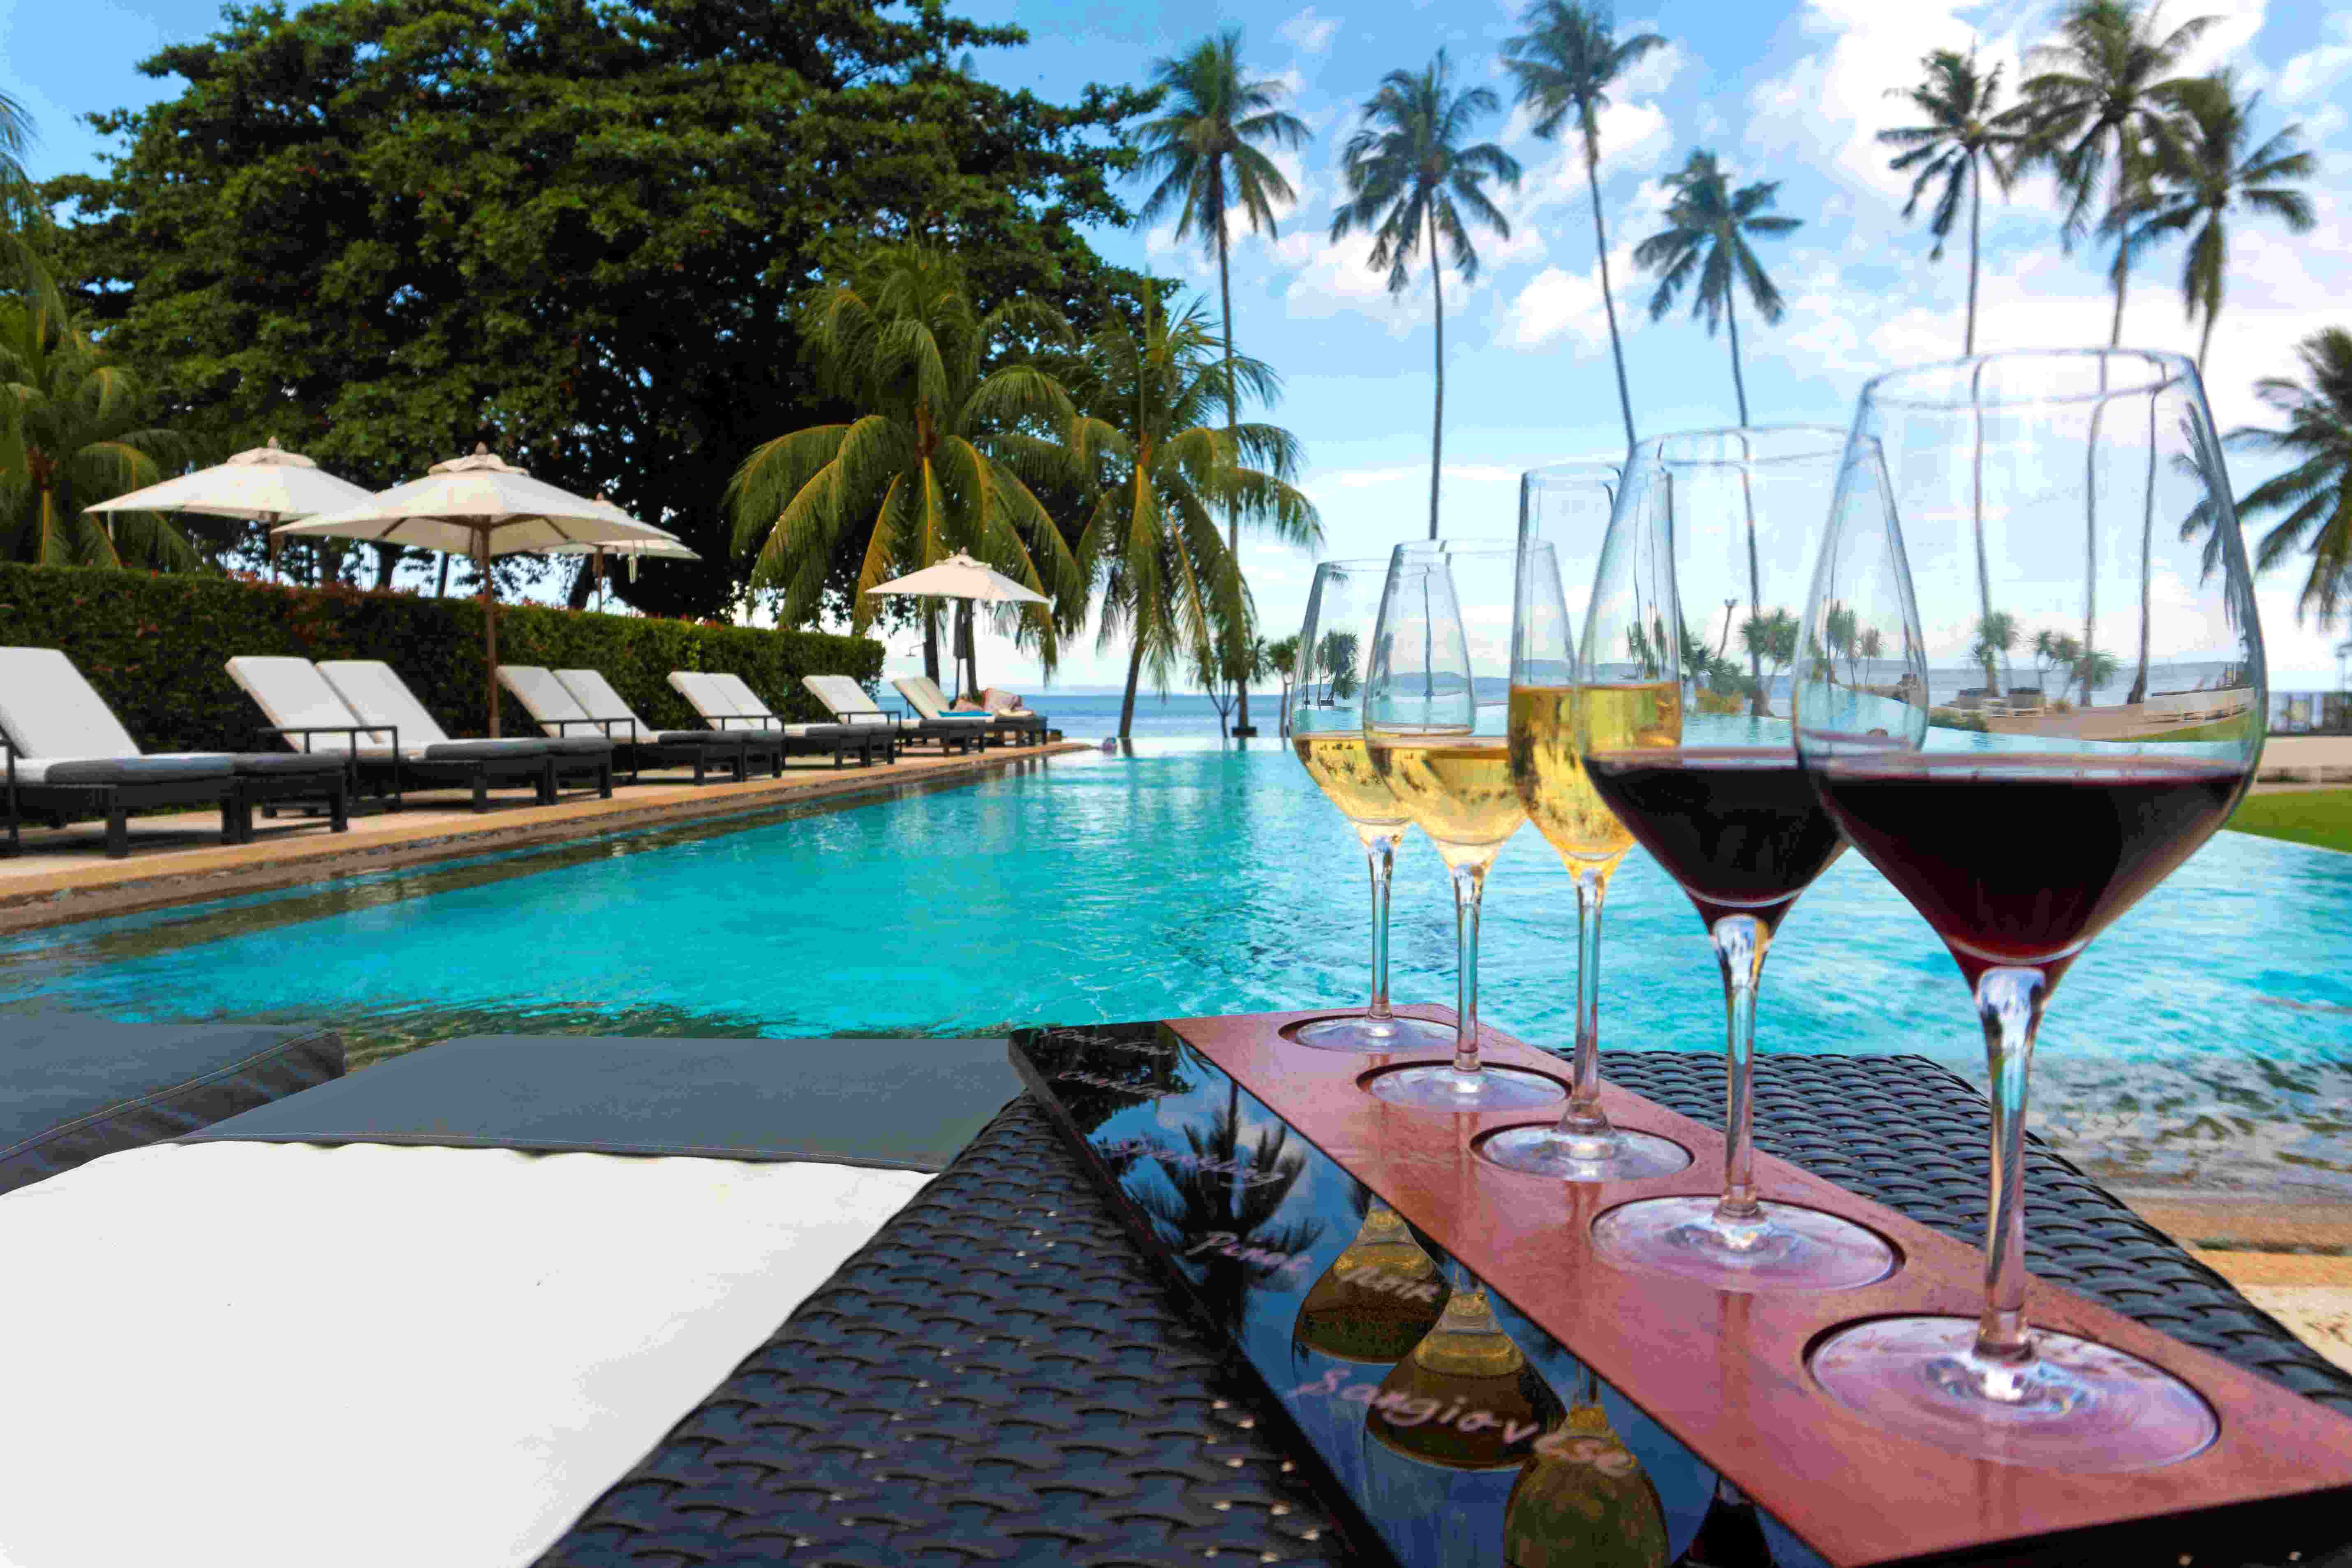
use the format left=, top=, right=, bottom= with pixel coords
left=1503, top=1363, right=1669, bottom=1568
left=1128, top=1098, right=1322, bottom=1321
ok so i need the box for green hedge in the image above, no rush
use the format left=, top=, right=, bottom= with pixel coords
left=0, top=562, right=884, bottom=754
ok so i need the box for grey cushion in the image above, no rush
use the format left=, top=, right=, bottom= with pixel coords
left=542, top=737, right=615, bottom=757
left=31, top=756, right=236, bottom=786
left=184, top=1036, right=1019, bottom=1174
left=0, top=1015, right=342, bottom=1195
left=416, top=740, right=551, bottom=762
left=230, top=753, right=347, bottom=777
left=787, top=725, right=877, bottom=742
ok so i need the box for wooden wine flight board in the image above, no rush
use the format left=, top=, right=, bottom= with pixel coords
left=1030, top=1008, right=2352, bottom=1568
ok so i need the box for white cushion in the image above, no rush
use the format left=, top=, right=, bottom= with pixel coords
left=803, top=673, right=882, bottom=719
left=317, top=661, right=456, bottom=748
left=553, top=669, right=650, bottom=733
left=0, top=647, right=142, bottom=760
left=226, top=656, right=392, bottom=751
left=892, top=675, right=949, bottom=719
left=497, top=665, right=594, bottom=733
left=0, top=1141, right=927, bottom=1568
left=665, top=671, right=733, bottom=724
left=708, top=673, right=776, bottom=722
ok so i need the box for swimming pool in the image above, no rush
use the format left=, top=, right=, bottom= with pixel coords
left=2, top=745, right=2345, bottom=1202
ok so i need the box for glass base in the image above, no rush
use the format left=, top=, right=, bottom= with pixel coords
left=1478, top=1122, right=1692, bottom=1182
left=1809, top=1315, right=2218, bottom=1472
left=1292, top=1013, right=1459, bottom=1053
left=1364, top=1062, right=1567, bottom=1113
left=1591, top=1196, right=1895, bottom=1293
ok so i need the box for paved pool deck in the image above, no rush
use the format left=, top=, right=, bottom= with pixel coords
left=0, top=739, right=1091, bottom=933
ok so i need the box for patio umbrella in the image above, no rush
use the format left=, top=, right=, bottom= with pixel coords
left=866, top=551, right=1050, bottom=696
left=548, top=502, right=702, bottom=612
left=275, top=446, right=680, bottom=735
left=81, top=437, right=374, bottom=580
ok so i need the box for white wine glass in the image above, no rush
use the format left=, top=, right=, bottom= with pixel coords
left=1489, top=463, right=1692, bottom=1181
left=1291, top=559, right=1457, bottom=1052
left=1797, top=349, right=2260, bottom=1470
left=1362, top=541, right=1566, bottom=1113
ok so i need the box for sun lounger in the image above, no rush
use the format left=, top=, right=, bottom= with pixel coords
left=229, top=656, right=556, bottom=813
left=0, top=647, right=347, bottom=858
left=499, top=665, right=756, bottom=785
left=667, top=672, right=890, bottom=768
left=549, top=667, right=782, bottom=783
left=320, top=659, right=612, bottom=805
left=894, top=673, right=1048, bottom=745
left=803, top=673, right=978, bottom=754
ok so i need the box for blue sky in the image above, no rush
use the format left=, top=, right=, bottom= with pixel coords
left=7, top=0, right=2349, bottom=689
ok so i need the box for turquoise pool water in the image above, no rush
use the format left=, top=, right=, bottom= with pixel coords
left=2, top=745, right=2346, bottom=1200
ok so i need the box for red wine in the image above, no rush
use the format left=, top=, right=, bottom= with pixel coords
left=1814, top=754, right=2247, bottom=984
left=1584, top=749, right=1847, bottom=929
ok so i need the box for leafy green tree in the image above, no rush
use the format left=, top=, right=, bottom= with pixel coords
left=1063, top=297, right=1319, bottom=738
left=1330, top=50, right=1522, bottom=537
left=1878, top=48, right=2028, bottom=354
left=43, top=0, right=1154, bottom=619
left=1266, top=631, right=1301, bottom=731
left=1739, top=608, right=1798, bottom=713
left=728, top=250, right=1082, bottom=681
left=2033, top=628, right=2083, bottom=693
left=1503, top=2, right=1667, bottom=453
left=2018, top=0, right=2217, bottom=348
left=1822, top=602, right=1858, bottom=684
left=2125, top=74, right=2313, bottom=373
left=1316, top=629, right=1362, bottom=703
left=0, top=298, right=193, bottom=568
left=1971, top=608, right=2018, bottom=693
left=2233, top=328, right=2352, bottom=631
left=1635, top=150, right=1801, bottom=425
left=1131, top=29, right=1307, bottom=738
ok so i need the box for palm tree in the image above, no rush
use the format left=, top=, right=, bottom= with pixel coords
left=2018, top=0, right=2218, bottom=349
left=2126, top=74, right=2313, bottom=373
left=0, top=298, right=194, bottom=568
left=1503, top=2, right=1667, bottom=454
left=728, top=250, right=1084, bottom=680
left=1878, top=49, right=2028, bottom=354
left=0, top=91, right=65, bottom=325
left=1634, top=151, right=1801, bottom=425
left=1064, top=297, right=1320, bottom=739
left=1266, top=631, right=1301, bottom=733
left=1132, top=31, right=1308, bottom=739
left=2232, top=328, right=2352, bottom=631
left=1330, top=50, right=1522, bottom=537
left=1972, top=609, right=2018, bottom=694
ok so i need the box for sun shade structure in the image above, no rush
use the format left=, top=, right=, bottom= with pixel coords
left=866, top=551, right=1050, bottom=696
left=82, top=438, right=375, bottom=578
left=275, top=450, right=681, bottom=735
left=547, top=514, right=702, bottom=611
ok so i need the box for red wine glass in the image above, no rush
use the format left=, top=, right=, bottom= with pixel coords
left=1580, top=428, right=1898, bottom=1291
left=1795, top=349, right=2262, bottom=1470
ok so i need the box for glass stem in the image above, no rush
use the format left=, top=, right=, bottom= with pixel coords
left=1451, top=861, right=1490, bottom=1075
left=1558, top=865, right=1616, bottom=1141
left=1359, top=828, right=1401, bottom=1022
left=1709, top=914, right=1771, bottom=1233
left=1975, top=965, right=2049, bottom=1367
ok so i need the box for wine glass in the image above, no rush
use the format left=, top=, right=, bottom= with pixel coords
left=1580, top=429, right=1897, bottom=1290
left=1489, top=463, right=1693, bottom=1180
left=1292, top=560, right=1459, bottom=1052
left=1796, top=349, right=2259, bottom=1470
left=1362, top=541, right=1566, bottom=1112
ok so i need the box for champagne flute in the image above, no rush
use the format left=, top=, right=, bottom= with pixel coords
left=1292, top=559, right=1458, bottom=1052
left=1489, top=464, right=1693, bottom=1180
left=1797, top=349, right=2257, bottom=1469
left=1581, top=429, right=1896, bottom=1290
left=1363, top=541, right=1566, bottom=1112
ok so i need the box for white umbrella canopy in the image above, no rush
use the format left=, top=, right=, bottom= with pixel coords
left=82, top=437, right=376, bottom=575
left=548, top=500, right=702, bottom=609
left=275, top=448, right=685, bottom=735
left=867, top=552, right=1052, bottom=697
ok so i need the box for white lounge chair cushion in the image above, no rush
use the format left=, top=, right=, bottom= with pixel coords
left=318, top=661, right=550, bottom=759
left=0, top=1141, right=927, bottom=1568
left=497, top=665, right=597, bottom=733
left=226, top=656, right=395, bottom=751
left=554, top=669, right=653, bottom=735
left=803, top=673, right=881, bottom=718
left=0, top=647, right=144, bottom=761
left=707, top=672, right=777, bottom=722
left=666, top=670, right=736, bottom=726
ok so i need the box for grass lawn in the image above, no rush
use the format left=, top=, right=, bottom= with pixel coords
left=2227, top=789, right=2352, bottom=853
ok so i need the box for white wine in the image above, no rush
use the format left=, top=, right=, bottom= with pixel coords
left=1367, top=733, right=1525, bottom=868
left=1293, top=733, right=1408, bottom=830
left=1509, top=682, right=1680, bottom=869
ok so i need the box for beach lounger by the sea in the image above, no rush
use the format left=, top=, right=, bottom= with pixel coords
left=894, top=673, right=1048, bottom=746
left=668, top=671, right=890, bottom=768
left=552, top=666, right=782, bottom=782
left=804, top=673, right=978, bottom=754
left=229, top=656, right=560, bottom=813
left=499, top=665, right=754, bottom=785
left=321, top=660, right=613, bottom=804
left=0, top=647, right=347, bottom=858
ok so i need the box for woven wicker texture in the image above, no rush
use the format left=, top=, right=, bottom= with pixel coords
left=541, top=1047, right=2350, bottom=1566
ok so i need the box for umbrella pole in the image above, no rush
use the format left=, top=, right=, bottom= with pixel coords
left=268, top=524, right=281, bottom=585
left=480, top=532, right=500, bottom=738
left=596, top=549, right=606, bottom=613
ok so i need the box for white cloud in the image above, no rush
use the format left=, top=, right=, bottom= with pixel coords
left=1277, top=7, right=1342, bottom=56
left=1496, top=244, right=1644, bottom=352
left=2277, top=11, right=2352, bottom=102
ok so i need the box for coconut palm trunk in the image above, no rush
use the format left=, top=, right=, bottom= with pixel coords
left=1427, top=206, right=1445, bottom=539
left=1120, top=613, right=1147, bottom=738
left=1723, top=279, right=1751, bottom=427
left=1966, top=156, right=1982, bottom=355
left=1587, top=144, right=1638, bottom=453
left=1217, top=222, right=1251, bottom=735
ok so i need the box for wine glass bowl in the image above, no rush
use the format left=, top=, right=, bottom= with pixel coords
left=1291, top=559, right=1459, bottom=1053
left=1577, top=428, right=1897, bottom=1291
left=1362, top=541, right=1566, bottom=1112
left=1796, top=349, right=2257, bottom=1469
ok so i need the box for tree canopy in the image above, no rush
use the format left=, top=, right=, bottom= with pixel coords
left=41, top=0, right=1156, bottom=618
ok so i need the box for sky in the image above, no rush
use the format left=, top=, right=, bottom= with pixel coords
left=6, top=0, right=2349, bottom=691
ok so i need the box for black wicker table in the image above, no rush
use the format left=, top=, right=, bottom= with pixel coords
left=541, top=1042, right=2352, bottom=1568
